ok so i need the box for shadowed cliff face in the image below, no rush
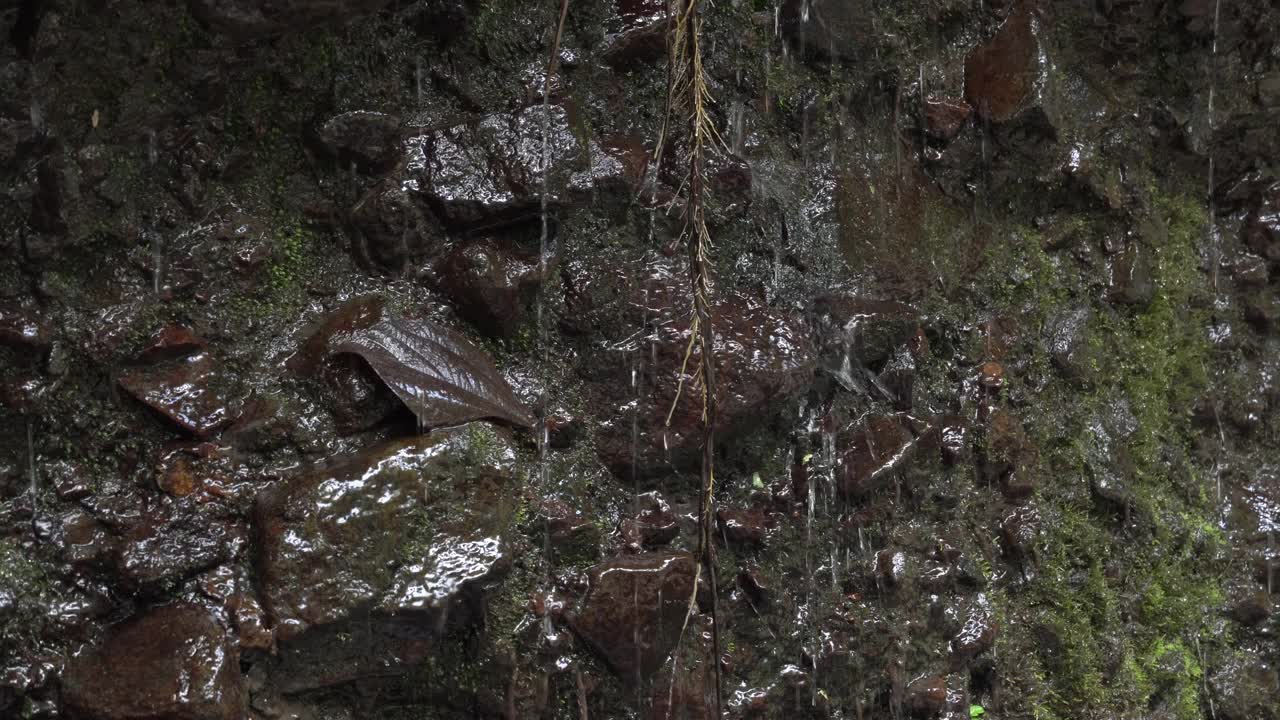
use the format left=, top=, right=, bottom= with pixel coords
left=0, top=1, right=1277, bottom=719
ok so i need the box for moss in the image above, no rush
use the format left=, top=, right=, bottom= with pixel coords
left=1006, top=185, right=1221, bottom=719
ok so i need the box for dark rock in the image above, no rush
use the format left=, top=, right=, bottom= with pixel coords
left=314, top=111, right=401, bottom=174
left=48, top=460, right=91, bottom=501
left=56, top=509, right=117, bottom=571
left=1243, top=184, right=1280, bottom=263
left=30, top=149, right=78, bottom=238
left=436, top=236, right=549, bottom=338
left=287, top=295, right=386, bottom=375
left=0, top=374, right=45, bottom=414
left=319, top=353, right=402, bottom=433
left=937, top=415, right=970, bottom=466
left=154, top=442, right=227, bottom=499
left=594, top=263, right=816, bottom=478
left=873, top=548, right=908, bottom=591
left=647, top=616, right=716, bottom=720
left=0, top=303, right=51, bottom=351
left=1211, top=657, right=1279, bottom=720
left=197, top=565, right=273, bottom=651
left=964, top=6, right=1039, bottom=122
left=567, top=552, right=697, bottom=682
left=253, top=428, right=516, bottom=689
left=1231, top=252, right=1269, bottom=287
left=348, top=178, right=445, bottom=274
left=118, top=353, right=240, bottom=438
left=136, top=324, right=207, bottom=364
left=880, top=346, right=916, bottom=410
left=1227, top=592, right=1270, bottom=627
left=979, top=410, right=1036, bottom=499
left=115, top=495, right=247, bottom=593
left=951, top=598, right=997, bottom=658
left=538, top=498, right=595, bottom=547
left=619, top=492, right=679, bottom=550
left=1000, top=506, right=1039, bottom=565
left=601, top=0, right=668, bottom=68
left=737, top=565, right=769, bottom=605
left=1046, top=307, right=1097, bottom=384
left=1242, top=291, right=1280, bottom=334
left=924, top=98, right=972, bottom=143
left=810, top=297, right=920, bottom=385
left=837, top=415, right=915, bottom=498
left=778, top=0, right=875, bottom=63
left=716, top=507, right=775, bottom=548
left=1107, top=240, right=1154, bottom=307
left=188, top=0, right=394, bottom=38
left=402, top=104, right=583, bottom=230
left=61, top=603, right=245, bottom=720
left=904, top=674, right=947, bottom=717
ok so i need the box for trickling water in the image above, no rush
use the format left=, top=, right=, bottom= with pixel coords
left=148, top=130, right=163, bottom=295
left=1206, top=0, right=1223, bottom=297
left=27, top=419, right=36, bottom=508
left=415, top=57, right=423, bottom=105
left=536, top=2, right=569, bottom=646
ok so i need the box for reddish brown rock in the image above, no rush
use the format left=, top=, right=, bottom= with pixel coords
left=964, top=7, right=1039, bottom=122
left=435, top=236, right=548, bottom=338
left=716, top=507, right=776, bottom=548
left=594, top=263, right=817, bottom=478
left=904, top=674, right=947, bottom=717
left=287, top=295, right=386, bottom=375
left=253, top=429, right=517, bottom=650
left=837, top=415, right=916, bottom=498
left=980, top=410, right=1037, bottom=499
left=925, top=98, right=972, bottom=142
left=61, top=603, right=245, bottom=720
left=619, top=493, right=680, bottom=550
left=567, top=552, right=697, bottom=682
left=136, top=325, right=207, bottom=364
left=115, top=495, right=248, bottom=593
left=118, top=353, right=239, bottom=438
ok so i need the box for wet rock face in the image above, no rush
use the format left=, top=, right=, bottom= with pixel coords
left=0, top=303, right=51, bottom=352
left=314, top=111, right=401, bottom=174
left=188, top=0, right=394, bottom=38
left=61, top=603, right=245, bottom=720
left=568, top=552, right=697, bottom=682
left=964, top=6, right=1040, bottom=122
left=809, top=297, right=921, bottom=391
left=118, top=353, right=240, bottom=438
left=404, top=104, right=582, bottom=230
left=593, top=263, right=817, bottom=478
left=601, top=0, right=669, bottom=67
left=838, top=415, right=916, bottom=498
left=435, top=235, right=549, bottom=338
left=779, top=0, right=875, bottom=62
left=252, top=427, right=517, bottom=690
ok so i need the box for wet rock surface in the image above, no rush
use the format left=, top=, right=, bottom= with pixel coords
left=1, top=0, right=1276, bottom=718
left=567, top=552, right=697, bottom=682
left=61, top=603, right=245, bottom=720
left=118, top=353, right=241, bottom=438
left=252, top=427, right=517, bottom=691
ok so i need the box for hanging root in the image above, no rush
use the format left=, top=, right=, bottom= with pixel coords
left=657, top=0, right=723, bottom=714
